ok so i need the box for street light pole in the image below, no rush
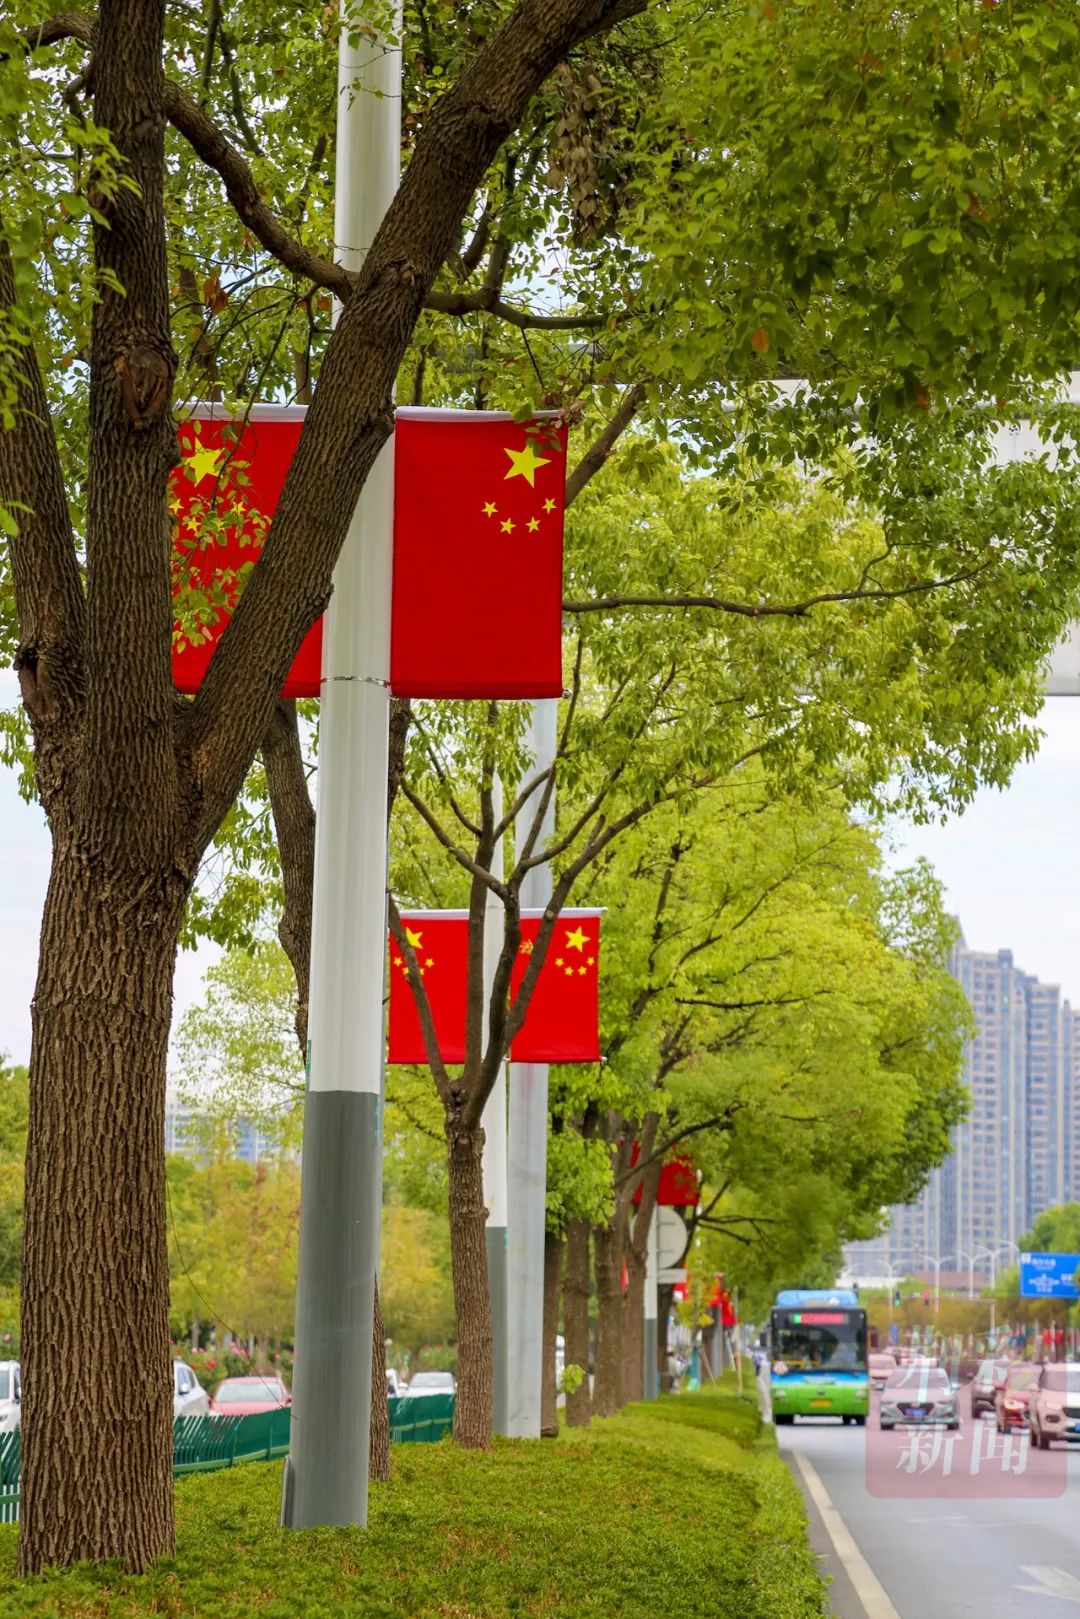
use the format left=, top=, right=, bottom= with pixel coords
left=283, top=0, right=401, bottom=1531
left=506, top=699, right=557, bottom=1438
left=482, top=775, right=508, bottom=1436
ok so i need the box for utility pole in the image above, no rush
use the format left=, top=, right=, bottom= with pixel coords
left=506, top=699, right=557, bottom=1437
left=482, top=775, right=509, bottom=1435
left=282, top=5, right=400, bottom=1530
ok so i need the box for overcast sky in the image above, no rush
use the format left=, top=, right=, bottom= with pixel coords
left=3, top=665, right=1080, bottom=1066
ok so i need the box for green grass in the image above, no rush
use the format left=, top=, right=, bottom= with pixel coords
left=0, top=1381, right=827, bottom=1617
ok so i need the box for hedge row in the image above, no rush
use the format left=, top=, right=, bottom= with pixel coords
left=0, top=1380, right=826, bottom=1617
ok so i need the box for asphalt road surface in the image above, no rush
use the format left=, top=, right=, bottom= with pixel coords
left=775, top=1384, right=1080, bottom=1619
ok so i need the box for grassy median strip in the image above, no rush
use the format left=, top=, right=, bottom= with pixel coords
left=0, top=1382, right=826, bottom=1617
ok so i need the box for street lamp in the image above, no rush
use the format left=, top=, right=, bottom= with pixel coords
left=924, top=1253, right=954, bottom=1313
left=973, top=1243, right=1020, bottom=1337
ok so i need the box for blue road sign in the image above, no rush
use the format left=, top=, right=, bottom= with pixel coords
left=1019, top=1252, right=1080, bottom=1300
left=888, top=1322, right=899, bottom=1344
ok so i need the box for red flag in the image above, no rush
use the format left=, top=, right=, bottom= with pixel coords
left=390, top=412, right=567, bottom=699
left=170, top=406, right=567, bottom=700
left=387, top=908, right=600, bottom=1065
left=509, top=911, right=600, bottom=1063
left=630, top=1147, right=699, bottom=1207
left=386, top=914, right=469, bottom=1065
left=171, top=410, right=322, bottom=698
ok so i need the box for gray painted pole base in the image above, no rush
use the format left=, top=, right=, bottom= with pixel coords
left=283, top=1089, right=381, bottom=1528
left=487, top=1223, right=509, bottom=1436
left=644, top=1319, right=658, bottom=1400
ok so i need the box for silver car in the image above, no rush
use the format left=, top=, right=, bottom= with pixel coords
left=879, top=1364, right=959, bottom=1431
left=173, top=1360, right=210, bottom=1418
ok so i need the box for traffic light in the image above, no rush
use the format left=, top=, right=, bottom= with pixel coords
left=893, top=1286, right=901, bottom=1308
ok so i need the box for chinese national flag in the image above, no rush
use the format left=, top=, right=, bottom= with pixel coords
left=386, top=914, right=469, bottom=1065
left=386, top=908, right=600, bottom=1065
left=630, top=1146, right=699, bottom=1207
left=508, top=911, right=601, bottom=1063
left=170, top=407, right=567, bottom=700
left=390, top=413, right=567, bottom=699
left=171, top=413, right=322, bottom=698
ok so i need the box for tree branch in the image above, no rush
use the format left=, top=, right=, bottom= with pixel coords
left=16, top=12, right=93, bottom=51
left=564, top=381, right=646, bottom=504
left=563, top=564, right=994, bottom=619
left=0, top=245, right=85, bottom=744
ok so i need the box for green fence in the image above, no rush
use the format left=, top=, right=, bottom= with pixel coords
left=0, top=1394, right=455, bottom=1521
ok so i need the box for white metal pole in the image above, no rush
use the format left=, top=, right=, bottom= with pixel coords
left=643, top=1204, right=658, bottom=1400
left=506, top=699, right=558, bottom=1437
left=482, top=775, right=509, bottom=1434
left=282, top=3, right=400, bottom=1531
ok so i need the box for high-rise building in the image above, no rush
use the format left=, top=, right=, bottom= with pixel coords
left=845, top=929, right=1075, bottom=1284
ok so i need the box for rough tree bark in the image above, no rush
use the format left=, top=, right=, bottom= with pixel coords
left=657, top=1282, right=675, bottom=1391
left=590, top=1221, right=625, bottom=1418
left=7, top=0, right=648, bottom=1568
left=540, top=1229, right=564, bottom=1437
left=446, top=1120, right=492, bottom=1447
left=563, top=1217, right=591, bottom=1428
left=620, top=1151, right=662, bottom=1404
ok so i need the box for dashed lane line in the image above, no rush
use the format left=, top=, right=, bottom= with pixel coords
left=791, top=1448, right=903, bottom=1619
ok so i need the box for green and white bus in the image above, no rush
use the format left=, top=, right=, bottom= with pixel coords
left=770, top=1289, right=868, bottom=1425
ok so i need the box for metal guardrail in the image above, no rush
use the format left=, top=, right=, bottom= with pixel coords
left=0, top=1392, right=456, bottom=1522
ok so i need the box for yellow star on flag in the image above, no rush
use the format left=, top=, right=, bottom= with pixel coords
left=168, top=492, right=182, bottom=516
left=578, top=966, right=587, bottom=976
left=501, top=518, right=515, bottom=534
left=184, top=435, right=223, bottom=486
left=527, top=517, right=540, bottom=533
left=483, top=501, right=497, bottom=517
left=425, top=957, right=434, bottom=968
left=519, top=940, right=534, bottom=955
left=555, top=957, right=564, bottom=968
left=543, top=498, right=557, bottom=513
left=405, top=926, right=424, bottom=950
left=565, top=926, right=589, bottom=953
left=504, top=443, right=550, bottom=487
left=564, top=966, right=573, bottom=977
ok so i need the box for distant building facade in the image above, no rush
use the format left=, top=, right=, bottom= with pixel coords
left=165, top=1089, right=279, bottom=1166
left=846, top=930, right=1080, bottom=1284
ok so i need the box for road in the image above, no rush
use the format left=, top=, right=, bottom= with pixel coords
left=775, top=1385, right=1080, bottom=1618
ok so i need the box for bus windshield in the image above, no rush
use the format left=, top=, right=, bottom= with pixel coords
left=772, top=1310, right=866, bottom=1372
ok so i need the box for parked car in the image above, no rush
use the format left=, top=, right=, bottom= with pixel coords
left=0, top=1363, right=20, bottom=1433
left=879, top=1365, right=959, bottom=1431
left=970, top=1358, right=1010, bottom=1419
left=209, top=1376, right=290, bottom=1416
left=402, top=1370, right=456, bottom=1397
left=1028, top=1363, right=1080, bottom=1449
left=173, top=1361, right=210, bottom=1419
left=995, top=1363, right=1041, bottom=1432
left=869, top=1352, right=897, bottom=1391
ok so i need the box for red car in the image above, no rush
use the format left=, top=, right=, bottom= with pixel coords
left=995, top=1364, right=1040, bottom=1432
left=209, top=1375, right=291, bottom=1416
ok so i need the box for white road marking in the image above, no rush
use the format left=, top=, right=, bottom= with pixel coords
left=792, top=1448, right=902, bottom=1619
left=1018, top=1566, right=1080, bottom=1604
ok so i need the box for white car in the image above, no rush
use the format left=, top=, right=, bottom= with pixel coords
left=173, top=1361, right=210, bottom=1419
left=0, top=1363, right=20, bottom=1433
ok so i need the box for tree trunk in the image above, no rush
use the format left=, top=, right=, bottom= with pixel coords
left=564, top=1218, right=591, bottom=1428
left=657, top=1282, right=675, bottom=1391
left=20, top=860, right=184, bottom=1573
left=591, top=1221, right=624, bottom=1418
left=369, top=1276, right=391, bottom=1481
left=621, top=1247, right=646, bottom=1404
left=541, top=1229, right=564, bottom=1437
left=447, top=1122, right=492, bottom=1447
